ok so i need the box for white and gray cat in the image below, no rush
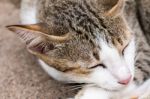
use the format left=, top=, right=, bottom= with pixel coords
left=7, top=0, right=150, bottom=99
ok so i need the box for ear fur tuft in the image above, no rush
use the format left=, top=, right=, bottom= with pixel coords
left=6, top=24, right=71, bottom=53
left=105, top=0, right=125, bottom=17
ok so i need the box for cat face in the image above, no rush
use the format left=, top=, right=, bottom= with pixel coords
left=87, top=37, right=135, bottom=91
left=7, top=0, right=136, bottom=91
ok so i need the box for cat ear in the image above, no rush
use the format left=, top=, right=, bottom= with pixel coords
left=6, top=24, right=71, bottom=54
left=105, top=0, right=125, bottom=17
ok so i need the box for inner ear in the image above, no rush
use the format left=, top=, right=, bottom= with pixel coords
left=102, top=0, right=119, bottom=10
left=104, top=0, right=125, bottom=17
left=28, top=38, right=55, bottom=54
left=7, top=24, right=72, bottom=54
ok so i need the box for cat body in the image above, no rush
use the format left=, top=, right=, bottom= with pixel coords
left=7, top=0, right=150, bottom=99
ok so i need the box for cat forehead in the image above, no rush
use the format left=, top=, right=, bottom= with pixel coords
left=36, top=0, right=131, bottom=63
left=37, top=0, right=131, bottom=47
left=38, top=0, right=128, bottom=35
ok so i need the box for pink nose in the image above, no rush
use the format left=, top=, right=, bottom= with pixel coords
left=118, top=76, right=132, bottom=85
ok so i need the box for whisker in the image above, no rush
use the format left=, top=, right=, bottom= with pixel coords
left=69, top=84, right=96, bottom=92
left=69, top=86, right=83, bottom=91
left=66, top=83, right=96, bottom=92
left=69, top=84, right=85, bottom=87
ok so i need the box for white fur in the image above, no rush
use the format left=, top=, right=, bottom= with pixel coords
left=83, top=38, right=135, bottom=91
left=75, top=37, right=150, bottom=99
left=75, top=83, right=137, bottom=99
left=124, top=38, right=136, bottom=78
left=38, top=59, right=69, bottom=82
left=130, top=79, right=150, bottom=98
left=100, top=40, right=132, bottom=80
left=38, top=59, right=89, bottom=83
left=21, top=0, right=37, bottom=24
left=75, top=87, right=111, bottom=99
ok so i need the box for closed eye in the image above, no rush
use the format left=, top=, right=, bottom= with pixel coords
left=89, top=64, right=106, bottom=69
left=122, top=43, right=129, bottom=55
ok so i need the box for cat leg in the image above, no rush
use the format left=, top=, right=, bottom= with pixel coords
left=138, top=79, right=150, bottom=99
left=75, top=87, right=111, bottom=99
left=128, top=79, right=150, bottom=99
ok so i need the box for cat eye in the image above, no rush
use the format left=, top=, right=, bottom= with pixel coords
left=89, top=64, right=106, bottom=69
left=122, top=43, right=129, bottom=55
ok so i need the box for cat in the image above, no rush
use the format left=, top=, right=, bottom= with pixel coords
left=7, top=0, right=150, bottom=99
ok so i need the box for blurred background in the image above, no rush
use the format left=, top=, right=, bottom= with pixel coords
left=0, top=0, right=149, bottom=99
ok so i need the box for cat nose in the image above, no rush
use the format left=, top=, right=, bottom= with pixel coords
left=118, top=75, right=132, bottom=85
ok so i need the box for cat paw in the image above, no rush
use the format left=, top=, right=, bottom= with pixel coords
left=129, top=92, right=150, bottom=99
left=74, top=87, right=110, bottom=99
left=138, top=94, right=150, bottom=99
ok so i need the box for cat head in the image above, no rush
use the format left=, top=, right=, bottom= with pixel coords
left=7, top=0, right=135, bottom=91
